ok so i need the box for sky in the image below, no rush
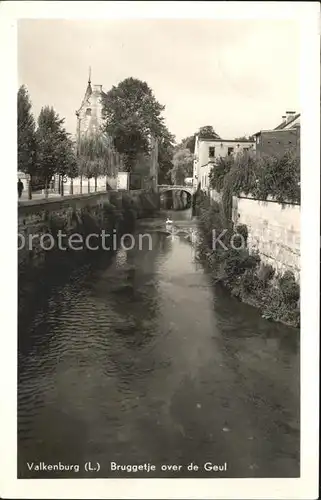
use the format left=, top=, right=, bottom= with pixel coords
left=18, top=19, right=300, bottom=143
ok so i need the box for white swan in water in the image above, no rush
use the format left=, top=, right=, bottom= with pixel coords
left=166, top=217, right=173, bottom=224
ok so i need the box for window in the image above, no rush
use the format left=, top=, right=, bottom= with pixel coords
left=257, top=136, right=260, bottom=144
left=227, top=147, right=234, bottom=156
left=86, top=108, right=92, bottom=116
left=209, top=146, right=215, bottom=158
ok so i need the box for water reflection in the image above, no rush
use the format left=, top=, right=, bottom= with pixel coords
left=18, top=212, right=299, bottom=478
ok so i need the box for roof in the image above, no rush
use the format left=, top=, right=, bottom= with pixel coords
left=76, top=79, right=107, bottom=115
left=197, top=138, right=254, bottom=143
left=76, top=81, right=92, bottom=115
left=274, top=113, right=300, bottom=130
left=254, top=128, right=299, bottom=136
left=253, top=113, right=300, bottom=136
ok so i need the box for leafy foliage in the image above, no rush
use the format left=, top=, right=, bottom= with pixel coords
left=169, top=148, right=194, bottom=185
left=222, top=151, right=259, bottom=197
left=56, top=137, right=78, bottom=179
left=209, top=155, right=234, bottom=193
left=257, top=263, right=275, bottom=283
left=102, top=77, right=173, bottom=174
left=36, top=106, right=76, bottom=186
left=175, top=126, right=220, bottom=158
left=197, top=199, right=300, bottom=327
left=17, top=85, right=37, bottom=177
left=255, top=151, right=300, bottom=204
left=198, top=125, right=220, bottom=140
left=209, top=149, right=300, bottom=209
left=175, top=135, right=196, bottom=154
left=157, top=132, right=175, bottom=184
left=78, top=133, right=114, bottom=181
left=234, top=135, right=254, bottom=141
left=278, top=270, right=300, bottom=304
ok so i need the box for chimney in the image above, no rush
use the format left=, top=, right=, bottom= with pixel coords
left=93, top=84, right=102, bottom=93
left=282, top=115, right=286, bottom=123
left=285, top=110, right=296, bottom=124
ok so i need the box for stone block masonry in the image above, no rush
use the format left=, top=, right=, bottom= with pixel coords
left=232, top=196, right=300, bottom=281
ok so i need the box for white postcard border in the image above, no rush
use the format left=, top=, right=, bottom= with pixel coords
left=0, top=2, right=319, bottom=499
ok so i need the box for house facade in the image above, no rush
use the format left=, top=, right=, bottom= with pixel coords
left=254, top=110, right=300, bottom=157
left=193, top=136, right=255, bottom=190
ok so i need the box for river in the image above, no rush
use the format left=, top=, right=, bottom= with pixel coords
left=18, top=209, right=300, bottom=478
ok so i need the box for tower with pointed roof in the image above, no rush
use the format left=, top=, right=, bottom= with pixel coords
left=76, top=69, right=107, bottom=140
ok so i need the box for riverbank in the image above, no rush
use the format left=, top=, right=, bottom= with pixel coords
left=196, top=197, right=300, bottom=328
left=18, top=190, right=160, bottom=321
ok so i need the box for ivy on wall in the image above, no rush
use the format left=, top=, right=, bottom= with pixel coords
left=209, top=150, right=300, bottom=211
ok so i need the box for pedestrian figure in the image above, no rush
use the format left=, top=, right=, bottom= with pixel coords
left=18, top=178, right=24, bottom=198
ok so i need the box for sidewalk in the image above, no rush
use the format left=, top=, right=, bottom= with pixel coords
left=19, top=191, right=60, bottom=200
left=18, top=188, right=111, bottom=206
left=18, top=191, right=61, bottom=204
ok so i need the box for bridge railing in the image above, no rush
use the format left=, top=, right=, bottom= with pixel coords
left=158, top=184, right=193, bottom=189
left=158, top=184, right=194, bottom=193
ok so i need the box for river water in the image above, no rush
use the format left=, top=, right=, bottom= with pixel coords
left=18, top=209, right=300, bottom=478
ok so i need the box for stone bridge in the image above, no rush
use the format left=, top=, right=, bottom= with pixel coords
left=158, top=184, right=194, bottom=195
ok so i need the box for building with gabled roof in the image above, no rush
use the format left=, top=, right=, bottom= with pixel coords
left=274, top=111, right=300, bottom=130
left=254, top=110, right=300, bottom=157
left=76, top=69, right=107, bottom=139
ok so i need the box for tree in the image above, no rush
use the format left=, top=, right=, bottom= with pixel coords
left=17, top=86, right=38, bottom=199
left=157, top=130, right=175, bottom=184
left=175, top=135, right=196, bottom=155
left=234, top=135, right=255, bottom=141
left=209, top=155, right=234, bottom=192
left=198, top=125, right=220, bottom=140
left=169, top=148, right=194, bottom=185
left=56, top=137, right=78, bottom=195
left=255, top=150, right=300, bottom=204
left=36, top=106, right=73, bottom=197
left=78, top=133, right=113, bottom=192
left=175, top=126, right=220, bottom=157
left=102, top=77, right=170, bottom=172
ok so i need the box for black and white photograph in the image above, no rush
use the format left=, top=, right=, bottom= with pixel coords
left=0, top=1, right=319, bottom=499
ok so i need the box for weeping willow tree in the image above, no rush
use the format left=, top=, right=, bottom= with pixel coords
left=78, top=133, right=115, bottom=193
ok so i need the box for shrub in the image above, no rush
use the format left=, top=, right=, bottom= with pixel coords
left=224, top=152, right=259, bottom=197
left=210, top=150, right=300, bottom=210
left=199, top=199, right=227, bottom=247
left=261, top=281, right=300, bottom=327
left=257, top=262, right=275, bottom=284
left=225, top=247, right=261, bottom=277
left=209, top=155, right=234, bottom=192
left=278, top=270, right=300, bottom=304
left=197, top=200, right=300, bottom=328
left=235, top=223, right=249, bottom=245
left=255, top=151, right=300, bottom=205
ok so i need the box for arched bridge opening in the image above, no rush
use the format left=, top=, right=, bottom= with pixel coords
left=158, top=185, right=193, bottom=211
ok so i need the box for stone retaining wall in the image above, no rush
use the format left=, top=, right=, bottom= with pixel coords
left=18, top=190, right=159, bottom=273
left=232, top=196, right=300, bottom=280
